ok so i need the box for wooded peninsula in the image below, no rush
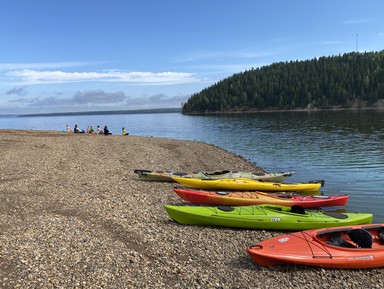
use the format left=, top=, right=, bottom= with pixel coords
left=182, top=50, right=384, bottom=114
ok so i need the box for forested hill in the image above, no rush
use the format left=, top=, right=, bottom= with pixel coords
left=182, top=50, right=384, bottom=114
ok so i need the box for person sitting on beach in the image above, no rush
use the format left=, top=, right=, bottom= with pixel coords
left=89, top=126, right=95, bottom=134
left=66, top=124, right=73, bottom=133
left=74, top=124, right=84, bottom=133
left=104, top=125, right=112, bottom=135
left=96, top=125, right=102, bottom=134
left=122, top=127, right=129, bottom=136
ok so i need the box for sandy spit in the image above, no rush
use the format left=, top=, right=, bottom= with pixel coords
left=0, top=130, right=383, bottom=289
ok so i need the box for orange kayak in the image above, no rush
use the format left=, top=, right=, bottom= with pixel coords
left=173, top=187, right=348, bottom=208
left=247, top=224, right=384, bottom=268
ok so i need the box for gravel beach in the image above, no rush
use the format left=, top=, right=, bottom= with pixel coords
left=0, top=130, right=383, bottom=289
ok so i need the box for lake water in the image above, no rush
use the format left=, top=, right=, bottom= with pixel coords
left=1, top=110, right=384, bottom=222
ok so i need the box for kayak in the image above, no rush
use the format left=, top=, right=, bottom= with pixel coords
left=133, top=169, right=294, bottom=182
left=172, top=177, right=324, bottom=192
left=247, top=224, right=384, bottom=268
left=164, top=204, right=372, bottom=230
left=173, top=187, right=348, bottom=208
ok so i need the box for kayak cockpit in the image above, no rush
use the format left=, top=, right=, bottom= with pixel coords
left=316, top=225, right=384, bottom=249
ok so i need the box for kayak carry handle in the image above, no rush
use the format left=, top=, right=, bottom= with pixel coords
left=249, top=244, right=263, bottom=249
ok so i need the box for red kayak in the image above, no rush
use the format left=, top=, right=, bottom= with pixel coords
left=173, top=187, right=348, bottom=208
left=247, top=224, right=384, bottom=268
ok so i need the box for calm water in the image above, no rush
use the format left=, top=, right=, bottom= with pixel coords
left=1, top=110, right=384, bottom=222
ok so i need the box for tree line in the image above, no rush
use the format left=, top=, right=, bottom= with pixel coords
left=182, top=50, right=384, bottom=114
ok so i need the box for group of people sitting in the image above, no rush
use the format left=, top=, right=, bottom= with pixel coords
left=66, top=124, right=129, bottom=136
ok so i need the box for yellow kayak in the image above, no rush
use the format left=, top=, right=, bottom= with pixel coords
left=172, top=177, right=324, bottom=192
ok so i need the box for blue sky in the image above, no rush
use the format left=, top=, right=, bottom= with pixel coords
left=0, top=0, right=383, bottom=114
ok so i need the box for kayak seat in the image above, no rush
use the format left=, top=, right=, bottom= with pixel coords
left=327, top=232, right=356, bottom=248
left=379, top=229, right=384, bottom=244
left=290, top=205, right=305, bottom=214
left=173, top=172, right=188, bottom=177
left=277, top=195, right=293, bottom=199
left=204, top=170, right=231, bottom=176
left=348, top=229, right=372, bottom=248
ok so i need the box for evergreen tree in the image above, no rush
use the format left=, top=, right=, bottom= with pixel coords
left=182, top=50, right=384, bottom=114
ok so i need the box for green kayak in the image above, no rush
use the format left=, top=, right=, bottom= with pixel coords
left=164, top=204, right=373, bottom=230
left=134, top=169, right=294, bottom=183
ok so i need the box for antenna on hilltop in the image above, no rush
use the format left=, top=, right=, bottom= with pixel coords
left=356, top=34, right=358, bottom=52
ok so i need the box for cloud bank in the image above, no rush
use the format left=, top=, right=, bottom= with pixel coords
left=6, top=69, right=200, bottom=85
left=0, top=62, right=197, bottom=114
left=5, top=89, right=189, bottom=113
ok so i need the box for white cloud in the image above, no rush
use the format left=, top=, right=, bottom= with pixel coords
left=6, top=69, right=200, bottom=85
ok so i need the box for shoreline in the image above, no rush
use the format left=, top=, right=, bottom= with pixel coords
left=1, top=130, right=383, bottom=288
left=1, top=104, right=383, bottom=119
left=182, top=105, right=384, bottom=115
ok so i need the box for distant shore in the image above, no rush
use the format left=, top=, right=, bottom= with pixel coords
left=1, top=130, right=383, bottom=288
left=4, top=103, right=383, bottom=118
left=182, top=104, right=384, bottom=115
